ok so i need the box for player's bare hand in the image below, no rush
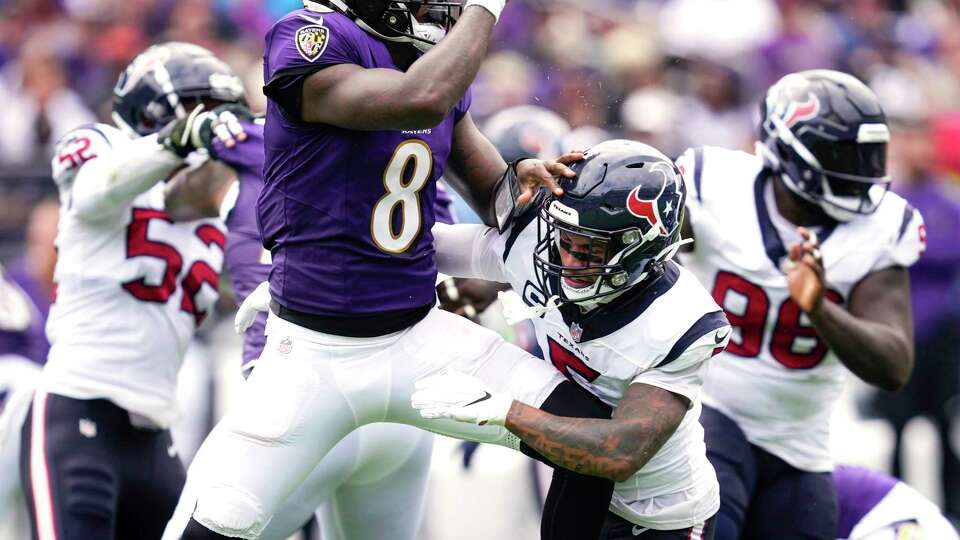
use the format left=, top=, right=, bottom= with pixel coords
left=786, top=227, right=825, bottom=313
left=515, top=153, right=582, bottom=205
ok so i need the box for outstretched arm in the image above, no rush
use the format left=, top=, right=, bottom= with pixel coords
left=299, top=6, right=499, bottom=130
left=68, top=135, right=182, bottom=221
left=504, top=383, right=688, bottom=482
left=413, top=371, right=690, bottom=483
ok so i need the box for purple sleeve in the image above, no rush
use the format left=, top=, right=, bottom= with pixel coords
left=213, top=121, right=264, bottom=175
left=264, top=12, right=363, bottom=85
left=434, top=181, right=456, bottom=225
left=834, top=465, right=898, bottom=538
left=454, top=86, right=473, bottom=124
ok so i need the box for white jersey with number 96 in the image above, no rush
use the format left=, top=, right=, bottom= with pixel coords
left=677, top=146, right=925, bottom=472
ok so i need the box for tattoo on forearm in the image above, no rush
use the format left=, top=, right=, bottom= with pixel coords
left=504, top=384, right=687, bottom=481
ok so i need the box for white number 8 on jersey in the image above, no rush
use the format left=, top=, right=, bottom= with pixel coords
left=371, top=140, right=433, bottom=254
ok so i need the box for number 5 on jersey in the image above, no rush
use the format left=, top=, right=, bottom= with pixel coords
left=371, top=140, right=433, bottom=253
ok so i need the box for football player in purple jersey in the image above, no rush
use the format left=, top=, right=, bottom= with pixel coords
left=161, top=101, right=458, bottom=540
left=834, top=465, right=958, bottom=540
left=175, top=1, right=632, bottom=539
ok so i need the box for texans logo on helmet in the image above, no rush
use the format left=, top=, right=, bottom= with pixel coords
left=296, top=23, right=329, bottom=62
left=626, top=186, right=667, bottom=236
left=782, top=95, right=820, bottom=127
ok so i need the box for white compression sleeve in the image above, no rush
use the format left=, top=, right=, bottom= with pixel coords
left=432, top=223, right=508, bottom=282
left=70, top=134, right=182, bottom=220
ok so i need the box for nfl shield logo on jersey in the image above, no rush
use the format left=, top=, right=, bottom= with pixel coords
left=278, top=337, right=293, bottom=355
left=570, top=322, right=583, bottom=342
left=295, top=24, right=329, bottom=62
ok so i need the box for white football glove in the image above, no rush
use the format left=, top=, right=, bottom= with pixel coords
left=235, top=281, right=271, bottom=334
left=411, top=371, right=513, bottom=426
left=202, top=104, right=252, bottom=151
left=160, top=104, right=253, bottom=157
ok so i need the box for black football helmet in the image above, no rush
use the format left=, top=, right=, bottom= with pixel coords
left=112, top=42, right=246, bottom=137
left=533, top=139, right=688, bottom=308
left=312, top=0, right=462, bottom=51
left=482, top=105, right=571, bottom=162
left=758, top=69, right=891, bottom=222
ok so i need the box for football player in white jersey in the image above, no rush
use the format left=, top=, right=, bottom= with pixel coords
left=676, top=70, right=924, bottom=540
left=18, top=42, right=247, bottom=540
left=413, top=139, right=730, bottom=539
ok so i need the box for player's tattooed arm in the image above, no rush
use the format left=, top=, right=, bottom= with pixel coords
left=807, top=266, right=914, bottom=392
left=504, top=383, right=688, bottom=482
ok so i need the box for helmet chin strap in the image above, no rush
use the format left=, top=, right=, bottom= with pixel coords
left=499, top=291, right=561, bottom=325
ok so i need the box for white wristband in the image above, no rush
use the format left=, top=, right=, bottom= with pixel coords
left=464, top=0, right=505, bottom=23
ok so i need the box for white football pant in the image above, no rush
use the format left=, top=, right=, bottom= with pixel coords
left=164, top=308, right=565, bottom=539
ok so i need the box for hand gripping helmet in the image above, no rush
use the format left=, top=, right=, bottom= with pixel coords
left=482, top=105, right=571, bottom=163
left=309, top=0, right=462, bottom=52
left=112, top=42, right=246, bottom=137
left=533, top=139, right=688, bottom=309
left=757, top=69, right=891, bottom=222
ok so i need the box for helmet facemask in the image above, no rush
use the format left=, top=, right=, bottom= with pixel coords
left=533, top=199, right=687, bottom=311
left=331, top=0, right=462, bottom=52
left=758, top=71, right=892, bottom=223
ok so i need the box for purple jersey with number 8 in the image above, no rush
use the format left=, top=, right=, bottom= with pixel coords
left=259, top=8, right=471, bottom=317
left=215, top=121, right=457, bottom=370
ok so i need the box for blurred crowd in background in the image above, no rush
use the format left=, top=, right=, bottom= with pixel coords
left=3, top=0, right=960, bottom=528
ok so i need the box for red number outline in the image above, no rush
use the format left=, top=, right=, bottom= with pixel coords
left=57, top=136, right=97, bottom=169
left=547, top=337, right=600, bottom=382
left=122, top=209, right=182, bottom=303
left=122, top=210, right=224, bottom=326
left=711, top=271, right=770, bottom=357
left=180, top=224, right=226, bottom=325
left=711, top=271, right=844, bottom=370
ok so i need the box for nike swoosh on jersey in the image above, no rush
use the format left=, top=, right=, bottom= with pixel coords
left=631, top=525, right=650, bottom=536
left=714, top=328, right=731, bottom=344
left=464, top=392, right=492, bottom=407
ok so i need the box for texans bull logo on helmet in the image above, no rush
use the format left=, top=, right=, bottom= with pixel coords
left=782, top=95, right=821, bottom=127
left=625, top=162, right=680, bottom=238
left=296, top=23, right=330, bottom=62
left=767, top=73, right=822, bottom=128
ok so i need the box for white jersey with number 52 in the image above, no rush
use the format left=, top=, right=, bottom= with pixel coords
left=677, top=146, right=925, bottom=472
left=43, top=123, right=225, bottom=427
